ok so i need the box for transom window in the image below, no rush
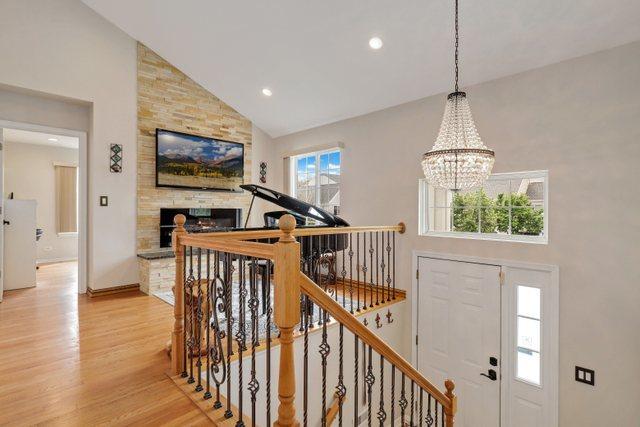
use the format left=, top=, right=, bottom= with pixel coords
left=419, top=170, right=548, bottom=243
left=291, top=149, right=341, bottom=213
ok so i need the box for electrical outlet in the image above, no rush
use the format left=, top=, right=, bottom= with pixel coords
left=575, top=366, right=595, bottom=386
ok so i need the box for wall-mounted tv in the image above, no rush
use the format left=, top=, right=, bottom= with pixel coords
left=155, top=128, right=244, bottom=192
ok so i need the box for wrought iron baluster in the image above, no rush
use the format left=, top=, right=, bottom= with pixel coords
left=386, top=231, right=392, bottom=302
left=204, top=250, right=212, bottom=400
left=235, top=256, right=247, bottom=427
left=380, top=232, right=386, bottom=304
left=354, top=336, right=359, bottom=427
left=419, top=388, right=424, bottom=427
left=362, top=232, right=368, bottom=309
left=356, top=233, right=361, bottom=312
left=299, top=236, right=308, bottom=333
left=375, top=232, right=380, bottom=305
left=393, top=231, right=396, bottom=299
left=377, top=355, right=386, bottom=426
left=348, top=233, right=354, bottom=314
left=390, top=365, right=395, bottom=427
left=369, top=232, right=375, bottom=307
left=333, top=234, right=338, bottom=303
left=410, top=380, right=415, bottom=427
left=336, top=324, right=346, bottom=426
left=303, top=294, right=309, bottom=427
left=400, top=373, right=407, bottom=425
left=426, top=394, right=433, bottom=426
left=266, top=259, right=272, bottom=427
left=320, top=298, right=330, bottom=426
left=365, top=345, right=374, bottom=427
left=211, top=251, right=226, bottom=410
left=341, top=234, right=347, bottom=309
left=195, top=248, right=203, bottom=392
left=248, top=258, right=260, bottom=427
left=435, top=401, right=439, bottom=427
left=187, top=246, right=195, bottom=384
left=224, top=252, right=233, bottom=419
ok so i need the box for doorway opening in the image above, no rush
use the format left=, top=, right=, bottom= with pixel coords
left=0, top=121, right=87, bottom=300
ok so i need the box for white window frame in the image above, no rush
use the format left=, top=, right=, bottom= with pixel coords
left=290, top=148, right=342, bottom=210
left=418, top=170, right=549, bottom=244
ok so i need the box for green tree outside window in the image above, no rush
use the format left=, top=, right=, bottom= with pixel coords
left=452, top=190, right=543, bottom=235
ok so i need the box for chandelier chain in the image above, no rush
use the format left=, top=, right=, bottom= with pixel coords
left=454, top=0, right=459, bottom=92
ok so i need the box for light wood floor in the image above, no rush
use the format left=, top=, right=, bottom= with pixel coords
left=0, top=261, right=210, bottom=426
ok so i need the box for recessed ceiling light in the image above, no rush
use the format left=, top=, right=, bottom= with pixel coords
left=262, top=88, right=272, bottom=97
left=48, top=138, right=59, bottom=142
left=369, top=37, right=383, bottom=50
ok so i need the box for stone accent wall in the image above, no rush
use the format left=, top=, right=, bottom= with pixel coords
left=138, top=257, right=175, bottom=295
left=137, top=43, right=252, bottom=251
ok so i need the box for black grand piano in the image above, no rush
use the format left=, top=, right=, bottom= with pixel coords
left=239, top=184, right=349, bottom=313
left=240, top=183, right=349, bottom=253
left=240, top=183, right=347, bottom=229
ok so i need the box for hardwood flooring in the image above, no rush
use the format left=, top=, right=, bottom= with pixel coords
left=0, top=261, right=210, bottom=426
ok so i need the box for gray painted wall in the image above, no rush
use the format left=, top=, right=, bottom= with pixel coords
left=270, top=42, right=640, bottom=426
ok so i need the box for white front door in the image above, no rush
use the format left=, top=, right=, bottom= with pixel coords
left=417, top=257, right=501, bottom=427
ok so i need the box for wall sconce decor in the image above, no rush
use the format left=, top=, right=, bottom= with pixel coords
left=386, top=310, right=394, bottom=324
left=259, top=161, right=267, bottom=183
left=375, top=313, right=383, bottom=329
left=110, top=144, right=122, bottom=173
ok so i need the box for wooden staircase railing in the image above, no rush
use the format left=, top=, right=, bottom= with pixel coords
left=170, top=213, right=456, bottom=426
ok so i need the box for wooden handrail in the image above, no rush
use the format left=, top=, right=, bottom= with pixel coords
left=180, top=222, right=406, bottom=242
left=179, top=234, right=276, bottom=259
left=299, top=272, right=456, bottom=413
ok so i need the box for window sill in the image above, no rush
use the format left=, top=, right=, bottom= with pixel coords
left=419, top=231, right=548, bottom=245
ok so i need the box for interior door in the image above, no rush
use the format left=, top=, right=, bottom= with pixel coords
left=417, top=257, right=501, bottom=427
left=4, top=199, right=37, bottom=290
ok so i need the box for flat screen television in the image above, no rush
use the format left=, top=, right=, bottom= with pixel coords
left=155, top=128, right=244, bottom=192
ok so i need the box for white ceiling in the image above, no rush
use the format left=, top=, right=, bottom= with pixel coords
left=83, top=0, right=640, bottom=137
left=3, top=128, right=79, bottom=149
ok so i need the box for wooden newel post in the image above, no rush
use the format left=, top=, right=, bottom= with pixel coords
left=171, top=214, right=187, bottom=376
left=274, top=215, right=301, bottom=427
left=444, top=379, right=457, bottom=427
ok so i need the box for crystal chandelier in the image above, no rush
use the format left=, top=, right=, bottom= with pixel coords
left=421, top=0, right=494, bottom=191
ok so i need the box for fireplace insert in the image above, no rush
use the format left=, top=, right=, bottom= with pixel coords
left=159, top=207, right=242, bottom=248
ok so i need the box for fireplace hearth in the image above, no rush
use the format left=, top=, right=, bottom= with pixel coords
left=159, top=207, right=242, bottom=248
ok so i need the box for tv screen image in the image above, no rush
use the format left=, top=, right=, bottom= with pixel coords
left=156, top=129, right=244, bottom=191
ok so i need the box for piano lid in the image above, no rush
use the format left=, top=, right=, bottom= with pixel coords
left=240, top=184, right=349, bottom=227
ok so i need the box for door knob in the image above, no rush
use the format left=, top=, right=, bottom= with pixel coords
left=480, top=369, right=497, bottom=381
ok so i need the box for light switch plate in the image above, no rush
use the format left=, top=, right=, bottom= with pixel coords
left=575, top=366, right=595, bottom=386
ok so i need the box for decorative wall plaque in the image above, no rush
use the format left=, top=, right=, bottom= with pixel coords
left=110, top=144, right=122, bottom=173
left=259, top=161, right=267, bottom=183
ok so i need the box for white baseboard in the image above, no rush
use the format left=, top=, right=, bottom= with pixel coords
left=37, top=257, right=78, bottom=266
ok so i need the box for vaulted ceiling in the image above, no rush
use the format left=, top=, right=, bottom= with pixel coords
left=82, top=0, right=640, bottom=137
